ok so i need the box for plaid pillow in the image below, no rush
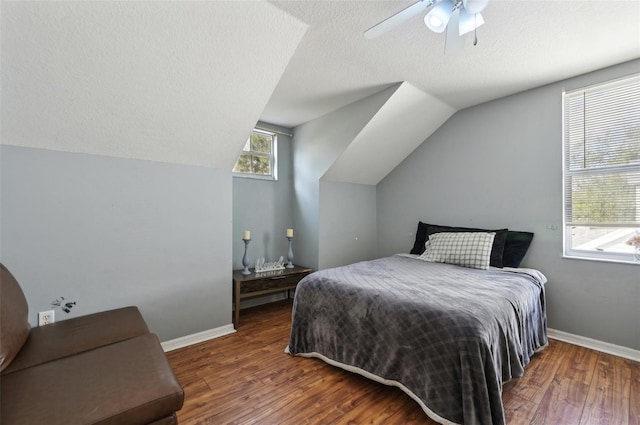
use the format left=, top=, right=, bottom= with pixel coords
left=418, top=232, right=496, bottom=270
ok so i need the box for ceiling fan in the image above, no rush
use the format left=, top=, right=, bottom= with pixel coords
left=364, top=0, right=490, bottom=54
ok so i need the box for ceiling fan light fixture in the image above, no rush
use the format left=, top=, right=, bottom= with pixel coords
left=462, top=0, right=490, bottom=15
left=424, top=0, right=454, bottom=33
left=429, top=15, right=443, bottom=28
left=458, top=9, right=484, bottom=35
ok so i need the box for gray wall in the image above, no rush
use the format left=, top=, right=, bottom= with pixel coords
left=292, top=85, right=397, bottom=270
left=1, top=145, right=232, bottom=342
left=0, top=0, right=308, bottom=344
left=232, top=122, right=294, bottom=271
left=377, top=59, right=640, bottom=350
left=319, top=181, right=377, bottom=269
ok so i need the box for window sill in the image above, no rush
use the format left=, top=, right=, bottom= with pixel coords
left=232, top=173, right=277, bottom=181
left=562, top=254, right=640, bottom=266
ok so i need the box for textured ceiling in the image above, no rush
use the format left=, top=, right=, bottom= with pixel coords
left=3, top=0, right=638, bottom=176
left=262, top=0, right=640, bottom=128
left=2, top=1, right=307, bottom=169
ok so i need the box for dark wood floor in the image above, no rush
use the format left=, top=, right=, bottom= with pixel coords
left=167, top=300, right=640, bottom=424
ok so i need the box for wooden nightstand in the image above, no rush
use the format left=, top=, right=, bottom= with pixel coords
left=232, top=265, right=313, bottom=329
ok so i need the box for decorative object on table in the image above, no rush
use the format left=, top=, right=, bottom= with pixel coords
left=286, top=228, right=294, bottom=268
left=626, top=231, right=640, bottom=262
left=242, top=230, right=251, bottom=275
left=51, top=296, right=77, bottom=313
left=255, top=256, right=285, bottom=273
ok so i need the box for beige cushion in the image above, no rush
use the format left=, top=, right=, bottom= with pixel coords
left=0, top=263, right=31, bottom=372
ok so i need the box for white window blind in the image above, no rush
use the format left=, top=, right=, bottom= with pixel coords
left=563, top=74, right=640, bottom=263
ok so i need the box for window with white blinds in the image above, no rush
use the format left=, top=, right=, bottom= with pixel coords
left=563, top=74, right=640, bottom=263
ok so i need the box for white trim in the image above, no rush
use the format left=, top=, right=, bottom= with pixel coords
left=255, top=125, right=293, bottom=138
left=161, top=324, right=236, bottom=352
left=562, top=253, right=640, bottom=266
left=548, top=328, right=640, bottom=362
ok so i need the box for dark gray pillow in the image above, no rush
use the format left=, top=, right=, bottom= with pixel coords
left=410, top=221, right=430, bottom=255
left=410, top=222, right=534, bottom=268
left=502, top=231, right=534, bottom=268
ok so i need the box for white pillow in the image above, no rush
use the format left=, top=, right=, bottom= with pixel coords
left=418, top=232, right=496, bottom=270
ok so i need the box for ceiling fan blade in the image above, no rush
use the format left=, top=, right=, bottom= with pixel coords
left=364, top=0, right=434, bottom=39
left=444, top=8, right=464, bottom=55
left=462, top=0, right=489, bottom=15
left=459, top=10, right=484, bottom=35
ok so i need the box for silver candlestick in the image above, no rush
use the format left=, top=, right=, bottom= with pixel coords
left=242, top=238, right=251, bottom=275
left=286, top=237, right=294, bottom=268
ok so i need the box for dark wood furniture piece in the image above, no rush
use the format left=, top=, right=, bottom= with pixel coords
left=232, top=265, right=312, bottom=328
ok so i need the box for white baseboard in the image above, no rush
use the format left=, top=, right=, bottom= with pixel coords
left=161, top=324, right=236, bottom=352
left=162, top=296, right=286, bottom=353
left=160, top=325, right=640, bottom=362
left=547, top=328, right=640, bottom=362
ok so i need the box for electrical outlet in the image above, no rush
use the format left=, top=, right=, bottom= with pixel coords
left=38, top=310, right=55, bottom=326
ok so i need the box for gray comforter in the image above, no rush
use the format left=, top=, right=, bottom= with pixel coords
left=286, top=255, right=547, bottom=425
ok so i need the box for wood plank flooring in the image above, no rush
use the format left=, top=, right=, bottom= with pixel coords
left=167, top=300, right=640, bottom=424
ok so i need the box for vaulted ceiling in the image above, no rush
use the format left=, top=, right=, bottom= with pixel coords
left=1, top=1, right=307, bottom=169
left=262, top=0, right=640, bottom=128
left=3, top=1, right=639, bottom=180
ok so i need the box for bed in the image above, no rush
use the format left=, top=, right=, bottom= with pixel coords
left=286, top=238, right=547, bottom=425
